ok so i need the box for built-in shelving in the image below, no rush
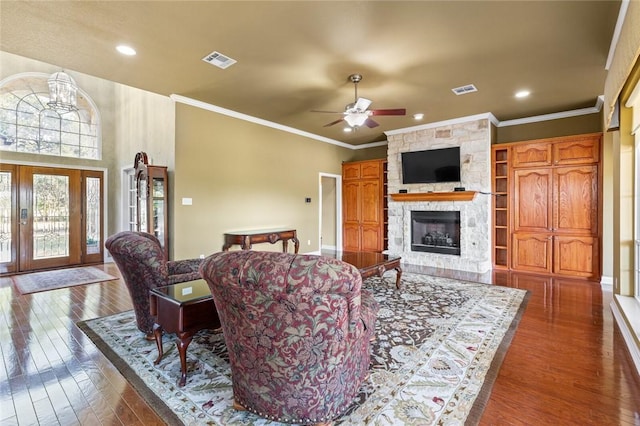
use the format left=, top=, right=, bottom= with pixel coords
left=389, top=191, right=477, bottom=202
left=492, top=146, right=510, bottom=269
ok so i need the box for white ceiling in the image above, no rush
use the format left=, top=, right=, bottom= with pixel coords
left=0, top=1, right=622, bottom=146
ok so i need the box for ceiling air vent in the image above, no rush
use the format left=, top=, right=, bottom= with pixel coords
left=452, top=84, right=478, bottom=95
left=202, top=51, right=237, bottom=69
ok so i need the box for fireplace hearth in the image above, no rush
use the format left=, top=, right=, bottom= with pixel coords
left=411, top=211, right=461, bottom=255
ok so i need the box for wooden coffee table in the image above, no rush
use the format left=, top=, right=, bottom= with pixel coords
left=149, top=279, right=220, bottom=386
left=324, top=250, right=403, bottom=289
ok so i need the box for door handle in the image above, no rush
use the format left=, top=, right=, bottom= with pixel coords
left=20, top=208, right=27, bottom=225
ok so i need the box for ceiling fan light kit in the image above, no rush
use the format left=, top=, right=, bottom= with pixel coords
left=314, top=73, right=406, bottom=129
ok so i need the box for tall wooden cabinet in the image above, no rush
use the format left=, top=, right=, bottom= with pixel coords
left=134, top=152, right=169, bottom=258
left=491, top=133, right=601, bottom=279
left=342, top=159, right=387, bottom=252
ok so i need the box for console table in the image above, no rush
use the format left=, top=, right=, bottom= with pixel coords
left=222, top=228, right=300, bottom=253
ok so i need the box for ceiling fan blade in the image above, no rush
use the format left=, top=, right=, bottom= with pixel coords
left=324, top=118, right=345, bottom=127
left=365, top=118, right=379, bottom=128
left=354, top=97, right=372, bottom=111
left=311, top=110, right=345, bottom=114
left=370, top=108, right=406, bottom=116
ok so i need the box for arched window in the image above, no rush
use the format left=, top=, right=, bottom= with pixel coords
left=0, top=72, right=101, bottom=159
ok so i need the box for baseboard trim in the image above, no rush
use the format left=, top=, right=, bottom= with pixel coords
left=601, top=275, right=613, bottom=285
left=610, top=298, right=640, bottom=376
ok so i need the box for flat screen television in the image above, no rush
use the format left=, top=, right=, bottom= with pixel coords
left=401, top=147, right=461, bottom=184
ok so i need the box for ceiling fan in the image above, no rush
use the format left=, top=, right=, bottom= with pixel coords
left=313, top=74, right=406, bottom=129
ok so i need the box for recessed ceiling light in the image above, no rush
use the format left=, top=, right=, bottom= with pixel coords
left=413, top=113, right=424, bottom=120
left=116, top=45, right=137, bottom=56
left=343, top=127, right=353, bottom=133
left=515, top=90, right=530, bottom=98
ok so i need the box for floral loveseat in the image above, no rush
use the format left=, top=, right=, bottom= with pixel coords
left=200, top=250, right=379, bottom=425
left=105, top=231, right=203, bottom=338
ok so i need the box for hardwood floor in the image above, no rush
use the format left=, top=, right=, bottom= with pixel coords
left=1, top=264, right=639, bottom=425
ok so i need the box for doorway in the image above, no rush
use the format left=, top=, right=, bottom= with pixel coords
left=0, top=163, right=104, bottom=274
left=318, top=173, right=342, bottom=254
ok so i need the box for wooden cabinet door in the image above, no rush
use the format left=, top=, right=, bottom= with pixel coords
left=553, top=165, right=598, bottom=235
left=553, top=137, right=599, bottom=166
left=361, top=225, right=381, bottom=252
left=360, top=161, right=381, bottom=179
left=512, top=142, right=553, bottom=168
left=360, top=179, right=381, bottom=225
left=512, top=233, right=553, bottom=274
left=513, top=168, right=552, bottom=232
left=342, top=163, right=361, bottom=180
left=553, top=236, right=599, bottom=279
left=343, top=223, right=360, bottom=252
left=343, top=181, right=360, bottom=223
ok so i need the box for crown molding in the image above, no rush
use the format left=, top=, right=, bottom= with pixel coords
left=498, top=96, right=604, bottom=127
left=170, top=94, right=354, bottom=150
left=172, top=94, right=604, bottom=151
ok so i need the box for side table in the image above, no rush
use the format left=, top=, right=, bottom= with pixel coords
left=149, top=279, right=220, bottom=386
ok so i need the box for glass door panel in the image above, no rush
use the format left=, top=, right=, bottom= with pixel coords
left=32, top=173, right=70, bottom=259
left=83, top=171, right=103, bottom=263
left=0, top=164, right=17, bottom=274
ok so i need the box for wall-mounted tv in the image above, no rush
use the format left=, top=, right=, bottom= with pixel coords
left=401, top=146, right=461, bottom=184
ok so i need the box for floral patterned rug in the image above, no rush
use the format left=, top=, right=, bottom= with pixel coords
left=78, top=272, right=528, bottom=425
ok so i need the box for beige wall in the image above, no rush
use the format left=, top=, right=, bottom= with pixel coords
left=495, top=112, right=602, bottom=144
left=602, top=131, right=614, bottom=281
left=171, top=102, right=355, bottom=259
left=615, top=101, right=636, bottom=295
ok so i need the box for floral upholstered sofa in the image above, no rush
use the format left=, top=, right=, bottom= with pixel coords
left=105, top=231, right=203, bottom=338
left=200, top=250, right=379, bottom=425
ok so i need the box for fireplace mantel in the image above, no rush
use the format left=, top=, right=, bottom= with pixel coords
left=390, top=191, right=477, bottom=202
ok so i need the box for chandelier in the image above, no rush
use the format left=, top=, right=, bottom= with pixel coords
left=47, top=71, right=78, bottom=111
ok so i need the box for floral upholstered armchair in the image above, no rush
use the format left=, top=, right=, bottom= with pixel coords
left=200, top=250, right=379, bottom=425
left=105, top=231, right=203, bottom=339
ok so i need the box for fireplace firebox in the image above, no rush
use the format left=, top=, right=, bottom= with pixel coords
left=411, top=211, right=461, bottom=255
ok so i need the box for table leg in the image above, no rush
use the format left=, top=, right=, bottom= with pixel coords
left=282, top=239, right=288, bottom=252
left=292, top=237, right=300, bottom=253
left=241, top=236, right=252, bottom=250
left=153, top=323, right=163, bottom=365
left=395, top=265, right=403, bottom=289
left=176, top=332, right=194, bottom=387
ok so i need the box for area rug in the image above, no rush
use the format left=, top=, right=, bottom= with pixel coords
left=13, top=266, right=118, bottom=294
left=78, top=272, right=528, bottom=425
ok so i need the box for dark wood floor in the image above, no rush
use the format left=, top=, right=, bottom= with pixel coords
left=1, top=264, right=639, bottom=425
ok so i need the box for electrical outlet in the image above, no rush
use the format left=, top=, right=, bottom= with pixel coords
left=307, top=240, right=311, bottom=245
left=199, top=254, right=205, bottom=259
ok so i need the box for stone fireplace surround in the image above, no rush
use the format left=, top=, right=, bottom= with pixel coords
left=386, top=117, right=493, bottom=273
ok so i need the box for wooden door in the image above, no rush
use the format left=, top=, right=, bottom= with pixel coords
left=512, top=233, right=553, bottom=274
left=18, top=166, right=82, bottom=271
left=513, top=168, right=552, bottom=232
left=553, top=236, right=599, bottom=279
left=553, top=165, right=598, bottom=235
left=0, top=165, right=104, bottom=274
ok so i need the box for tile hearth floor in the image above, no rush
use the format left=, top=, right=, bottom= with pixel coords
left=0, top=263, right=639, bottom=425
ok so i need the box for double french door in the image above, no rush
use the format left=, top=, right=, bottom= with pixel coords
left=0, top=164, right=103, bottom=274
